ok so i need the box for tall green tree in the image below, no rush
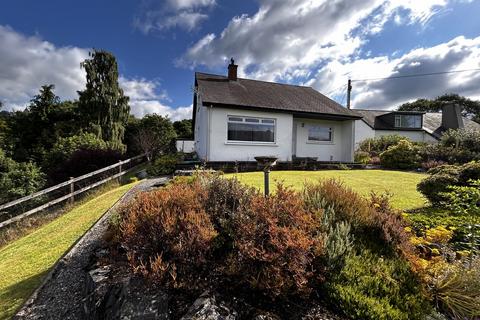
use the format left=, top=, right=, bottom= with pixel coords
left=78, top=50, right=130, bottom=151
left=398, top=94, right=480, bottom=123
left=133, top=114, right=177, bottom=161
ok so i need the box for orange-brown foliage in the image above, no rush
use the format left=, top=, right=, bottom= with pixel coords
left=118, top=181, right=217, bottom=287
left=230, top=184, right=323, bottom=297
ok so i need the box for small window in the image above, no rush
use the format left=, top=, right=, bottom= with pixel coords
left=227, top=116, right=275, bottom=143
left=308, top=125, right=333, bottom=142
left=394, top=115, right=422, bottom=128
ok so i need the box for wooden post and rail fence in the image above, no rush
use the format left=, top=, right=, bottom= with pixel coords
left=0, top=154, right=147, bottom=229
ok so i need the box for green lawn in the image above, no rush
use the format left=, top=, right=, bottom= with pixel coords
left=0, top=182, right=137, bottom=320
left=226, top=170, right=428, bottom=210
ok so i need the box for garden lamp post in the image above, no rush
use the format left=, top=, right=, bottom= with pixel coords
left=254, top=156, right=278, bottom=196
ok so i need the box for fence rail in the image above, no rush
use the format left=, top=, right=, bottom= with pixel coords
left=0, top=154, right=146, bottom=229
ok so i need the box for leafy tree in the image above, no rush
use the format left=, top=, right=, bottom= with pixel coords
left=398, top=94, right=480, bottom=123
left=133, top=114, right=177, bottom=161
left=173, top=119, right=193, bottom=138
left=78, top=50, right=130, bottom=151
left=44, top=132, right=107, bottom=171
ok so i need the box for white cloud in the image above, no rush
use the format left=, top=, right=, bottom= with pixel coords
left=0, top=25, right=88, bottom=109
left=120, top=77, right=191, bottom=121
left=180, top=0, right=450, bottom=81
left=309, top=36, right=480, bottom=110
left=134, top=0, right=215, bottom=33
left=0, top=25, right=191, bottom=120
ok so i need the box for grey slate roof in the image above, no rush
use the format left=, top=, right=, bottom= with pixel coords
left=423, top=112, right=480, bottom=139
left=195, top=72, right=361, bottom=119
left=354, top=109, right=480, bottom=139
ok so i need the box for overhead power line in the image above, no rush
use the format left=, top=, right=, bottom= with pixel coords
left=351, top=67, right=480, bottom=83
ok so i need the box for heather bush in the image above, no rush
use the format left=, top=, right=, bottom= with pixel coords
left=380, top=139, right=420, bottom=169
left=230, top=184, right=322, bottom=297
left=326, top=249, right=430, bottom=320
left=117, top=181, right=217, bottom=288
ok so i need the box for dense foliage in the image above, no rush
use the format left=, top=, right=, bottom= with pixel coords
left=419, top=129, right=480, bottom=164
left=0, top=150, right=45, bottom=203
left=112, top=174, right=430, bottom=320
left=146, top=154, right=179, bottom=176
left=173, top=119, right=193, bottom=138
left=358, top=134, right=407, bottom=157
left=417, top=162, right=480, bottom=203
left=380, top=139, right=420, bottom=169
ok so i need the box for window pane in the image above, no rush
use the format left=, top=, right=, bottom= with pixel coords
left=228, top=117, right=243, bottom=122
left=397, top=115, right=422, bottom=128
left=228, top=122, right=275, bottom=142
left=262, top=119, right=275, bottom=124
left=308, top=126, right=332, bottom=141
left=245, top=118, right=260, bottom=123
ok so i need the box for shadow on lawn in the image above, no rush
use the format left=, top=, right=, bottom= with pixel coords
left=0, top=270, right=49, bottom=320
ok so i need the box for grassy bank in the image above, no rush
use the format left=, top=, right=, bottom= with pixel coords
left=0, top=182, right=137, bottom=320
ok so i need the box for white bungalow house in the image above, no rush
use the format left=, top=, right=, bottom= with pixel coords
left=192, top=60, right=361, bottom=163
left=191, top=60, right=480, bottom=163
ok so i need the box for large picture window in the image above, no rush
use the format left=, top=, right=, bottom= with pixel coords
left=308, top=125, right=333, bottom=142
left=227, top=116, right=275, bottom=143
left=394, top=114, right=422, bottom=128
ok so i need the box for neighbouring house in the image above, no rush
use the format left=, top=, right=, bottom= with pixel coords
left=192, top=60, right=361, bottom=163
left=353, top=105, right=480, bottom=148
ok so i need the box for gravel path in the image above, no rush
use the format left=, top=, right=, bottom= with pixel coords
left=14, top=178, right=169, bottom=320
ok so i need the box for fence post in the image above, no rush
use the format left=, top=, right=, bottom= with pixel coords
left=118, top=160, right=123, bottom=183
left=69, top=177, right=75, bottom=205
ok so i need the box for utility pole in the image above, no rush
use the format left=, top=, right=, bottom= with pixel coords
left=346, top=79, right=352, bottom=109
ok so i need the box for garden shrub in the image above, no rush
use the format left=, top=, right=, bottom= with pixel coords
left=326, top=249, right=430, bottom=320
left=380, top=139, right=420, bottom=169
left=419, top=129, right=480, bottom=164
left=199, top=174, right=256, bottom=252
left=230, top=184, right=322, bottom=297
left=117, top=181, right=217, bottom=288
left=358, top=135, right=407, bottom=157
left=146, top=154, right=178, bottom=176
left=354, top=150, right=371, bottom=164
left=418, top=256, right=480, bottom=319
left=0, top=150, right=46, bottom=203
left=417, top=162, right=480, bottom=204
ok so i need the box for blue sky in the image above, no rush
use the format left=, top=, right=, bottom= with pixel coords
left=1, top=0, right=480, bottom=120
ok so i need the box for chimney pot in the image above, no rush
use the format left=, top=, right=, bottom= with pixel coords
left=442, top=103, right=464, bottom=130
left=228, top=58, right=238, bottom=81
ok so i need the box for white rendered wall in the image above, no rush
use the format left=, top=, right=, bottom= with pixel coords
left=354, top=120, right=375, bottom=149
left=194, top=95, right=208, bottom=159
left=294, top=118, right=354, bottom=162
left=207, top=107, right=293, bottom=161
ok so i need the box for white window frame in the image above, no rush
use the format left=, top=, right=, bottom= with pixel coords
left=307, top=125, right=334, bottom=143
left=394, top=114, right=422, bottom=129
left=226, top=115, right=277, bottom=144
